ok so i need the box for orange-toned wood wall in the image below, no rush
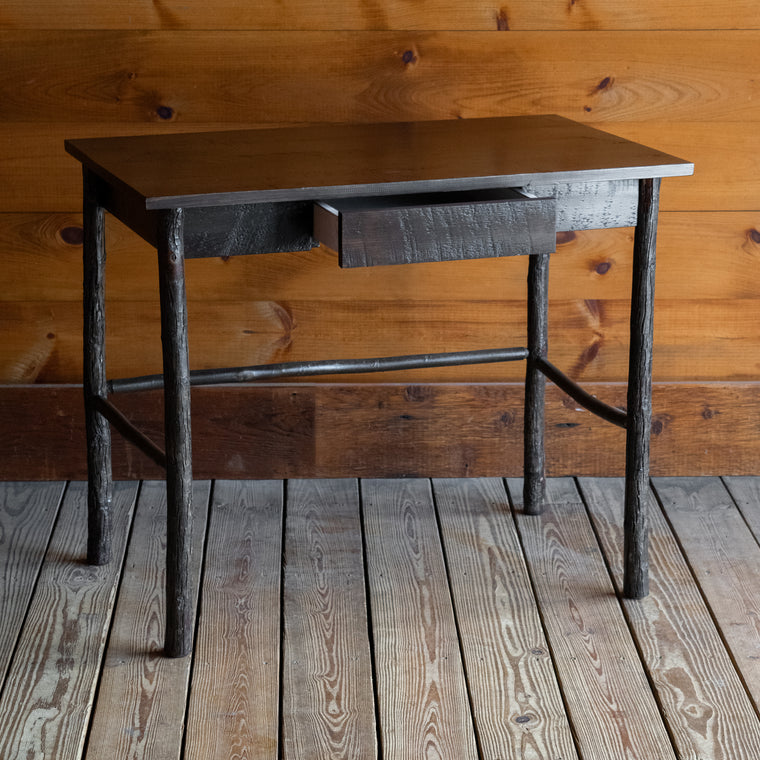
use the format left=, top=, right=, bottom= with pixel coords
left=1, top=2, right=759, bottom=476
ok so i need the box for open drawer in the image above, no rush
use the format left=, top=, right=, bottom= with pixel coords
left=313, top=188, right=556, bottom=267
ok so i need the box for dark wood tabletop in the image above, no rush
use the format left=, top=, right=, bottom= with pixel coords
left=65, top=115, right=693, bottom=210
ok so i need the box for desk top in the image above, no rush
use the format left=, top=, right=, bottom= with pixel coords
left=66, top=115, right=693, bottom=211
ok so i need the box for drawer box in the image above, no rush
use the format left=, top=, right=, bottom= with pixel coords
left=313, top=188, right=556, bottom=268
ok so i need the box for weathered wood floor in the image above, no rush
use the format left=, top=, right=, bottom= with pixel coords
left=2, top=477, right=760, bottom=759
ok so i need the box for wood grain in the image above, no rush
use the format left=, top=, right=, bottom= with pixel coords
left=508, top=477, right=676, bottom=760
left=184, top=480, right=283, bottom=760
left=2, top=32, right=758, bottom=126
left=4, top=212, right=760, bottom=303
left=622, top=176, right=658, bottom=598
left=282, top=479, right=377, bottom=760
left=361, top=478, right=478, bottom=760
left=0, top=297, right=522, bottom=384
left=85, top=480, right=210, bottom=760
left=1, top=123, right=269, bottom=212
left=653, top=477, right=760, bottom=710
left=82, top=173, right=112, bottom=565
left=3, top=381, right=760, bottom=480
left=0, top=480, right=138, bottom=759
left=601, top=120, right=760, bottom=212
left=5, top=477, right=760, bottom=756
left=4, top=295, right=760, bottom=384
left=579, top=477, right=760, bottom=760
left=155, top=206, right=193, bottom=657
left=3, top=0, right=760, bottom=30
left=723, top=476, right=760, bottom=544
left=0, top=482, right=64, bottom=684
left=321, top=191, right=556, bottom=267
left=432, top=477, right=578, bottom=760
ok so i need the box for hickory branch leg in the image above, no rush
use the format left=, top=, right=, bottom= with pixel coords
left=83, top=168, right=113, bottom=565
left=157, top=208, right=195, bottom=657
left=623, top=177, right=661, bottom=599
left=524, top=251, right=550, bottom=514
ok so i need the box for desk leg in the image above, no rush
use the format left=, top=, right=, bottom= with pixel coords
left=83, top=170, right=113, bottom=565
left=157, top=208, right=194, bottom=657
left=624, top=177, right=660, bottom=599
left=524, top=252, right=549, bottom=514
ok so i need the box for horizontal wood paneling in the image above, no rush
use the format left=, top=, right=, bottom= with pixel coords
left=603, top=121, right=760, bottom=212
left=3, top=212, right=759, bottom=302
left=5, top=208, right=759, bottom=386
left=2, top=121, right=746, bottom=212
left=0, top=382, right=756, bottom=480
left=2, top=32, right=758, bottom=125
left=3, top=1, right=760, bottom=31
left=1, top=297, right=758, bottom=384
left=0, top=123, right=273, bottom=212
left=1, top=9, right=756, bottom=473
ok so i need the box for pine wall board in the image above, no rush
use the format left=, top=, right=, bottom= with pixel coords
left=2, top=31, right=759, bottom=125
left=2, top=1, right=759, bottom=31
left=1, top=3, right=758, bottom=476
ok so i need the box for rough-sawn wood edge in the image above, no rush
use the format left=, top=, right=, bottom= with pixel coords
left=0, top=381, right=753, bottom=480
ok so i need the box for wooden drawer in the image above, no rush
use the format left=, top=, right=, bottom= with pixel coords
left=313, top=188, right=556, bottom=268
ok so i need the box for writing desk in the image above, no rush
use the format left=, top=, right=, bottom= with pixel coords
left=66, top=116, right=693, bottom=657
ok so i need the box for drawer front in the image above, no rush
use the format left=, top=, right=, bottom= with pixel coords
left=314, top=189, right=556, bottom=268
left=184, top=201, right=316, bottom=259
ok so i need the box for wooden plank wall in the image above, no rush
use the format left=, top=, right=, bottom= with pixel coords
left=1, top=2, right=759, bottom=477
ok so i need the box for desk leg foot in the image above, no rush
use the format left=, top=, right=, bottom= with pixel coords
left=158, top=208, right=194, bottom=658
left=83, top=172, right=112, bottom=566
left=623, top=177, right=660, bottom=600
left=524, top=252, right=549, bottom=514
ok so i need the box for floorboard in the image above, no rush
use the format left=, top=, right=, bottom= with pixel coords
left=0, top=481, right=138, bottom=760
left=581, top=476, right=760, bottom=760
left=654, top=477, right=760, bottom=712
left=433, top=477, right=577, bottom=760
left=362, top=478, right=478, bottom=760
left=85, top=480, right=210, bottom=760
left=0, top=481, right=64, bottom=685
left=725, top=476, right=760, bottom=542
left=184, top=480, right=283, bottom=760
left=508, top=477, right=675, bottom=760
left=283, top=479, right=377, bottom=760
left=1, top=476, right=760, bottom=759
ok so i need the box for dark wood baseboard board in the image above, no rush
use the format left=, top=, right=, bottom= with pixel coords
left=0, top=382, right=755, bottom=480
